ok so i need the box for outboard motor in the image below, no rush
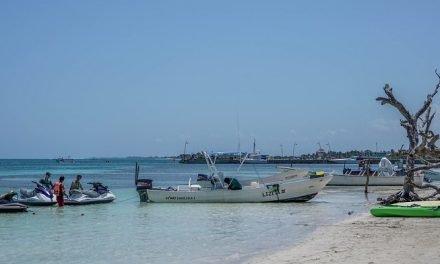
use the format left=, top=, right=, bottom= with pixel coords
left=197, top=174, right=209, bottom=181
left=136, top=179, right=152, bottom=191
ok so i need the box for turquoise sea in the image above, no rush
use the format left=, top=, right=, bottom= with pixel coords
left=0, top=159, right=382, bottom=264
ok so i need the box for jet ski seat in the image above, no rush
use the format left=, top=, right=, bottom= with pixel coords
left=20, top=188, right=35, bottom=198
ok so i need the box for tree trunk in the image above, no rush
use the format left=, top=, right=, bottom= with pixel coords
left=364, top=159, right=370, bottom=193
left=403, top=153, right=415, bottom=197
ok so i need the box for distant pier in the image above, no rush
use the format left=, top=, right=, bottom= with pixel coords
left=179, top=157, right=439, bottom=164
left=179, top=158, right=381, bottom=164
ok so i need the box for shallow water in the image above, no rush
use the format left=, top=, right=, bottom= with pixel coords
left=0, top=159, right=380, bottom=264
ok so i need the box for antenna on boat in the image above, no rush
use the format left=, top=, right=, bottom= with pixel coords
left=134, top=162, right=139, bottom=185
left=291, top=143, right=297, bottom=168
left=183, top=140, right=189, bottom=162
left=237, top=112, right=242, bottom=162
left=203, top=151, right=218, bottom=175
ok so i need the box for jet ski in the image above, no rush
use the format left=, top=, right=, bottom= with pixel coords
left=65, top=182, right=116, bottom=205
left=17, top=181, right=57, bottom=206
left=0, top=191, right=28, bottom=212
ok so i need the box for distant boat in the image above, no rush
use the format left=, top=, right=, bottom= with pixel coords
left=329, top=156, right=364, bottom=164
left=55, top=156, right=75, bottom=163
left=245, top=153, right=270, bottom=164
left=244, top=138, right=270, bottom=164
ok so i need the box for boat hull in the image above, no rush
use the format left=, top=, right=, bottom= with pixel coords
left=144, top=175, right=332, bottom=203
left=0, top=203, right=28, bottom=213
left=328, top=174, right=424, bottom=186
left=64, top=191, right=116, bottom=205
left=16, top=200, right=57, bottom=206
left=329, top=158, right=360, bottom=164
left=64, top=198, right=115, bottom=205
left=424, top=169, right=440, bottom=181
left=244, top=159, right=268, bottom=164
left=371, top=201, right=440, bottom=217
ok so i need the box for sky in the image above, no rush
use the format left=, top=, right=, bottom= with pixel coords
left=1, top=1, right=440, bottom=158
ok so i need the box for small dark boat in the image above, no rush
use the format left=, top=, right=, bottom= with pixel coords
left=0, top=203, right=28, bottom=213
left=0, top=191, right=28, bottom=213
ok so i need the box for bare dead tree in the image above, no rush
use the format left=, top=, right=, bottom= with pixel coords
left=376, top=70, right=440, bottom=202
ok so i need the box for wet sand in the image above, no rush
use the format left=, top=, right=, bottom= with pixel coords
left=246, top=212, right=440, bottom=264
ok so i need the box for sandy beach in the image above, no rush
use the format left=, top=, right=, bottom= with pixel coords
left=246, top=212, right=440, bottom=264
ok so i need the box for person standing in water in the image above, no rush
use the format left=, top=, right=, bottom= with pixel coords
left=53, top=176, right=66, bottom=206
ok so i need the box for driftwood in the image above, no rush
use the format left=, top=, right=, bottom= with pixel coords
left=376, top=70, right=440, bottom=202
left=378, top=183, right=440, bottom=205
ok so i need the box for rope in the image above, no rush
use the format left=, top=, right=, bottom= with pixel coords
left=116, top=195, right=139, bottom=203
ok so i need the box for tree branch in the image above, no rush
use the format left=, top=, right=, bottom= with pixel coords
left=412, top=183, right=440, bottom=200
left=376, top=84, right=413, bottom=122
left=408, top=161, right=440, bottom=173
left=416, top=69, right=440, bottom=120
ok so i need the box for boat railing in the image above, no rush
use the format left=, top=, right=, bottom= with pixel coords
left=176, top=178, right=202, bottom=192
left=202, top=151, right=226, bottom=188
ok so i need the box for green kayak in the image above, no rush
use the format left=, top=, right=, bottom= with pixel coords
left=371, top=201, right=440, bottom=217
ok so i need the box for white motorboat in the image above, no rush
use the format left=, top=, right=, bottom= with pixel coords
left=141, top=152, right=332, bottom=203
left=328, top=157, right=424, bottom=186
left=328, top=173, right=424, bottom=186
